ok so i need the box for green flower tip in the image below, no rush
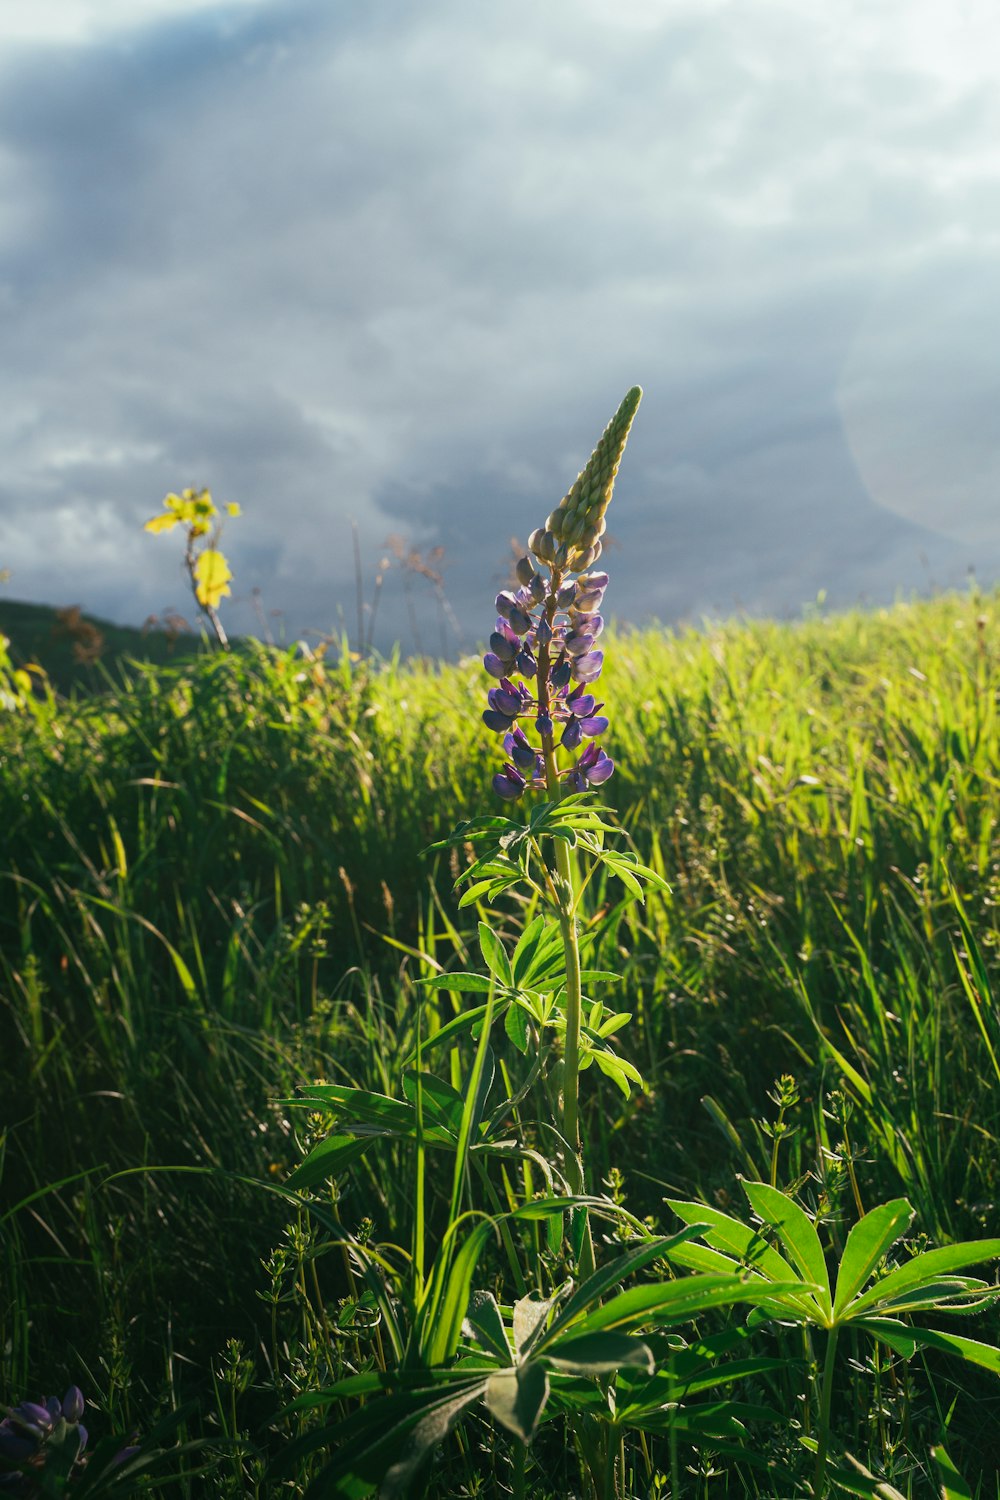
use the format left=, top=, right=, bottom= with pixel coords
left=544, top=386, right=643, bottom=560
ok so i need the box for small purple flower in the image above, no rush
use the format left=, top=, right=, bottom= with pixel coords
left=504, top=727, right=537, bottom=771
left=571, top=650, right=604, bottom=683
left=577, top=742, right=615, bottom=785
left=488, top=678, right=522, bottom=719
left=493, top=762, right=527, bottom=800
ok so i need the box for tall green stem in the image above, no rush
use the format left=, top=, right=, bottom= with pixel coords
left=814, top=1325, right=839, bottom=1498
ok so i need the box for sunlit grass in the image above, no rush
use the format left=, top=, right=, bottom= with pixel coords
left=5, top=589, right=1000, bottom=1493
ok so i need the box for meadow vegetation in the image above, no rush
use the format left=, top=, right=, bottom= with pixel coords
left=4, top=579, right=1000, bottom=1495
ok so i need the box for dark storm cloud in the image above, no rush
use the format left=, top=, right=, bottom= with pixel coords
left=1, top=0, right=999, bottom=651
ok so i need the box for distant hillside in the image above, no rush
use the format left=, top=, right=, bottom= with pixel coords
left=0, top=597, right=221, bottom=694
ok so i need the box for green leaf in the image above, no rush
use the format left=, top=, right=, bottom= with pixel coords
left=513, top=1292, right=558, bottom=1358
left=833, top=1199, right=914, bottom=1318
left=421, top=972, right=494, bottom=993
left=418, top=1218, right=495, bottom=1367
left=504, top=1002, right=529, bottom=1054
left=665, top=1198, right=815, bottom=1310
left=544, top=1233, right=689, bottom=1342
left=862, top=1317, right=1000, bottom=1375
left=484, top=1362, right=550, bottom=1443
left=285, top=1134, right=373, bottom=1191
left=849, top=1238, right=1000, bottom=1318
left=403, top=1003, right=491, bottom=1061
left=932, top=1444, right=974, bottom=1500
left=742, top=1180, right=832, bottom=1319
left=544, top=1331, right=654, bottom=1376
left=463, top=1290, right=511, bottom=1364
left=569, top=1273, right=809, bottom=1336
left=401, top=1071, right=465, bottom=1134
left=478, top=922, right=513, bottom=987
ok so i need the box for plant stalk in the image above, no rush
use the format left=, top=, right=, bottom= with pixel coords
left=814, top=1324, right=839, bottom=1498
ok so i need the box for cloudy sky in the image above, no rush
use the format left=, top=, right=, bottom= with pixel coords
left=2, top=0, right=1000, bottom=652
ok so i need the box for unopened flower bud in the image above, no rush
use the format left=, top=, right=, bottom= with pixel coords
left=515, top=556, right=536, bottom=587
left=555, top=583, right=577, bottom=610
left=528, top=528, right=556, bottom=562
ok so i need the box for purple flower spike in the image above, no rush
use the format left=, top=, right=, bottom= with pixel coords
left=571, top=650, right=604, bottom=683
left=493, top=764, right=526, bottom=800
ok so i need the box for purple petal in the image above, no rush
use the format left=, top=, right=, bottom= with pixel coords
left=586, top=751, right=615, bottom=784
left=534, top=617, right=552, bottom=646
left=571, top=651, right=604, bottom=683
left=566, top=689, right=596, bottom=717
left=561, top=719, right=583, bottom=751
left=565, top=632, right=596, bottom=657
left=579, top=571, right=609, bottom=591
left=556, top=583, right=577, bottom=609
left=550, top=659, right=572, bottom=689
left=483, top=709, right=516, bottom=733
left=489, top=631, right=517, bottom=662
left=488, top=686, right=522, bottom=717
left=508, top=607, right=532, bottom=636
left=493, top=769, right=525, bottom=801
left=579, top=715, right=609, bottom=737
left=535, top=712, right=553, bottom=737
left=567, top=769, right=587, bottom=793
left=574, top=590, right=605, bottom=614
left=483, top=653, right=507, bottom=679
left=13, top=1403, right=51, bottom=1434
left=529, top=574, right=547, bottom=603
left=495, top=591, right=519, bottom=620
left=516, top=645, right=537, bottom=677
left=62, top=1389, right=85, bottom=1424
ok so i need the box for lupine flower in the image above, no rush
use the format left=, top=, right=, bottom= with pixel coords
left=481, top=387, right=641, bottom=802
left=0, top=1387, right=87, bottom=1493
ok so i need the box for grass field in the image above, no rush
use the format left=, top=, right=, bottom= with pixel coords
left=4, top=589, right=1000, bottom=1496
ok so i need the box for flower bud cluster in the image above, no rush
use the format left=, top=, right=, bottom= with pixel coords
left=525, top=385, right=641, bottom=576
left=483, top=561, right=615, bottom=802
